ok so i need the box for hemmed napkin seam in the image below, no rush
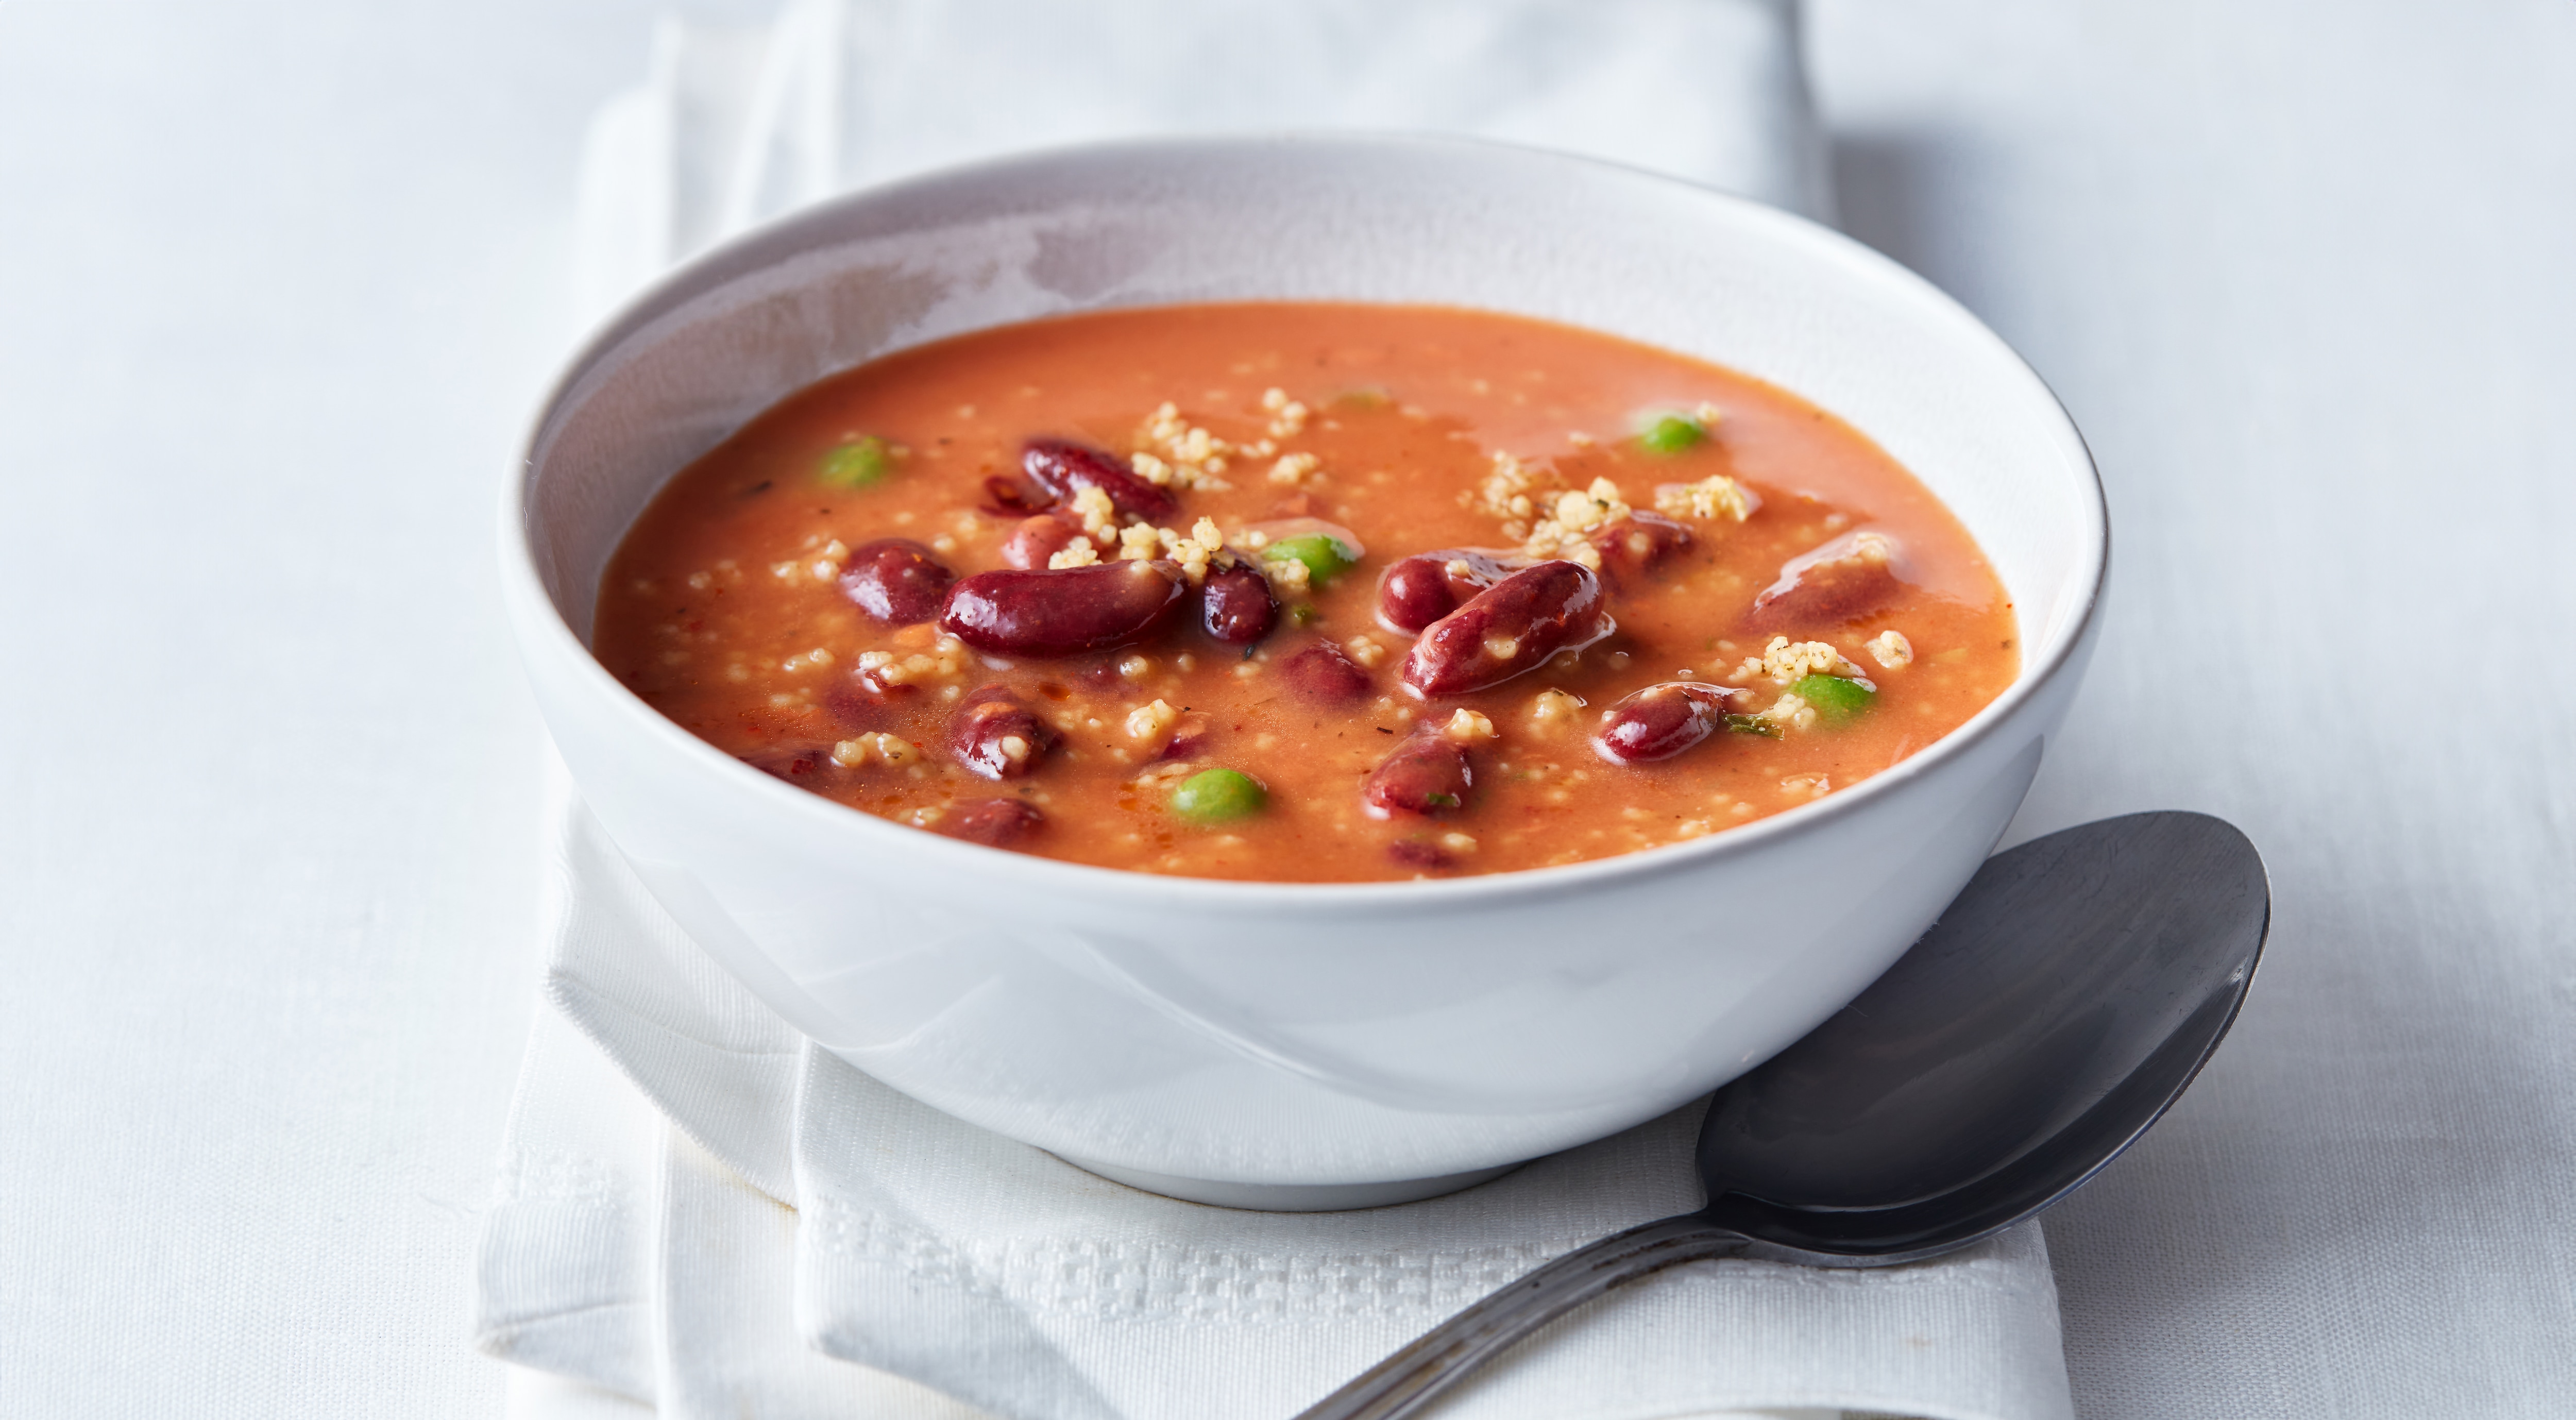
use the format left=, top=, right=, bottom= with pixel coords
left=804, top=1192, right=2053, bottom=1322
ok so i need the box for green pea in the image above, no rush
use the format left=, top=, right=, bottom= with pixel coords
left=1788, top=673, right=1876, bottom=723
left=818, top=436, right=893, bottom=489
left=1170, top=768, right=1267, bottom=824
left=1260, top=533, right=1357, bottom=585
left=1636, top=413, right=1707, bottom=455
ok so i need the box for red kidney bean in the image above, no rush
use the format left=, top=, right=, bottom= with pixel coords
left=741, top=745, right=832, bottom=783
left=1593, top=681, right=1754, bottom=764
left=1364, top=728, right=1474, bottom=818
left=1199, top=561, right=1278, bottom=644
left=1376, top=548, right=1515, bottom=634
left=1002, top=513, right=1085, bottom=570
left=1022, top=437, right=1179, bottom=523
left=1747, top=531, right=1904, bottom=632
left=1592, top=511, right=1694, bottom=589
left=823, top=677, right=901, bottom=726
left=948, top=687, right=1058, bottom=780
left=980, top=474, right=1054, bottom=516
left=1281, top=638, right=1371, bottom=704
left=940, top=797, right=1046, bottom=848
left=940, top=560, right=1188, bottom=656
left=838, top=538, right=956, bottom=625
left=1400, top=560, right=1614, bottom=698
left=1158, top=710, right=1213, bottom=761
left=1387, top=839, right=1458, bottom=871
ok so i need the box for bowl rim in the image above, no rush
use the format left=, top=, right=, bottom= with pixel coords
left=501, top=130, right=2108, bottom=913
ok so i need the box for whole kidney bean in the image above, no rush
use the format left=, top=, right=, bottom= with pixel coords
left=838, top=538, right=955, bottom=625
left=948, top=687, right=1058, bottom=780
left=1364, top=728, right=1474, bottom=818
left=1400, top=560, right=1613, bottom=698
left=1591, top=511, right=1694, bottom=589
left=1022, top=437, right=1179, bottom=523
left=1375, top=548, right=1515, bottom=634
left=823, top=677, right=899, bottom=726
left=1593, top=681, right=1754, bottom=764
left=940, top=797, right=1045, bottom=848
left=1280, top=638, right=1371, bottom=704
left=1002, top=513, right=1084, bottom=570
left=1747, top=531, right=1904, bottom=632
left=1199, top=561, right=1278, bottom=644
left=940, top=560, right=1188, bottom=656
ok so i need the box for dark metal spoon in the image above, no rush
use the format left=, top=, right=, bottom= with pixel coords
left=1294, top=810, right=2269, bottom=1420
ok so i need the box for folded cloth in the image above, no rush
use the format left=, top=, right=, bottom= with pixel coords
left=477, top=781, right=2074, bottom=1419
left=482, top=2, right=2077, bottom=1414
left=572, top=0, right=1832, bottom=323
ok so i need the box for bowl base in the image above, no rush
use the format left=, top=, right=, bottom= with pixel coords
left=1055, top=1155, right=1522, bottom=1211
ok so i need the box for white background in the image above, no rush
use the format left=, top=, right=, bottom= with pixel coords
left=1, top=1, right=2569, bottom=1415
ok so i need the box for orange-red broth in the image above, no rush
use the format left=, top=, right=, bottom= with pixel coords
left=595, top=303, right=2018, bottom=882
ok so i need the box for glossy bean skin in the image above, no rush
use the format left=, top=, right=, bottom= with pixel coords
left=1376, top=548, right=1515, bottom=634
left=1199, top=562, right=1278, bottom=645
left=940, top=560, right=1188, bottom=656
left=1592, top=511, right=1694, bottom=590
left=1363, top=729, right=1473, bottom=818
left=1022, top=437, right=1180, bottom=523
left=1747, top=531, right=1904, bottom=633
left=1593, top=681, right=1753, bottom=764
left=1400, top=560, right=1614, bottom=698
left=1280, top=638, right=1371, bottom=704
left=948, top=687, right=1058, bottom=780
left=1002, top=513, right=1084, bottom=570
left=838, top=538, right=956, bottom=625
left=940, top=797, right=1046, bottom=848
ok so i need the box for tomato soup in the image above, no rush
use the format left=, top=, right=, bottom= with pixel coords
left=593, top=303, right=2018, bottom=882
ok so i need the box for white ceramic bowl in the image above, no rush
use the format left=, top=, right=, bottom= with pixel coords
left=502, top=136, right=2105, bottom=1210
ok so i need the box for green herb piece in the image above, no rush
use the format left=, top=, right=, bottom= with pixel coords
left=1289, top=603, right=1320, bottom=627
left=1333, top=386, right=1393, bottom=411
left=1260, top=534, right=1358, bottom=586
left=818, top=436, right=893, bottom=489
left=1637, top=412, right=1707, bottom=455
left=1788, top=673, right=1876, bottom=724
left=1425, top=792, right=1462, bottom=810
left=1722, top=713, right=1783, bottom=739
left=1170, top=768, right=1267, bottom=824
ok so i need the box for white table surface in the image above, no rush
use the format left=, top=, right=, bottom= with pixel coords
left=1, top=1, right=2569, bottom=1415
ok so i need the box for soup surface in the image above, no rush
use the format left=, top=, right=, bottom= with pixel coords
left=595, top=303, right=2017, bottom=882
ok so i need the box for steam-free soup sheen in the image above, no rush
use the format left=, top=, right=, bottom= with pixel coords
left=596, top=303, right=2017, bottom=882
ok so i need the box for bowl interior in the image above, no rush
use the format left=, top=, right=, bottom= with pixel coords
left=521, top=134, right=2102, bottom=777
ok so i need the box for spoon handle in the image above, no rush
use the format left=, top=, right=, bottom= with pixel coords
left=1288, top=1211, right=1749, bottom=1420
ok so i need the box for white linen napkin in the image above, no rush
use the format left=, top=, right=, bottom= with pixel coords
left=479, top=786, right=2072, bottom=1419
left=481, top=3, right=2078, bottom=1415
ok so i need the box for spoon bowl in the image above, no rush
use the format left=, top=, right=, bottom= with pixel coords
left=1296, top=810, right=2269, bottom=1419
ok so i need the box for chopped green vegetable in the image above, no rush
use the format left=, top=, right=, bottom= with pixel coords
left=1637, top=412, right=1707, bottom=455
left=1170, top=768, right=1267, bottom=824
left=818, top=436, right=893, bottom=489
left=1425, top=792, right=1461, bottom=810
left=1722, top=713, right=1783, bottom=739
left=1260, top=534, right=1358, bottom=586
left=1289, top=603, right=1321, bottom=627
left=1788, top=673, right=1877, bottom=724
